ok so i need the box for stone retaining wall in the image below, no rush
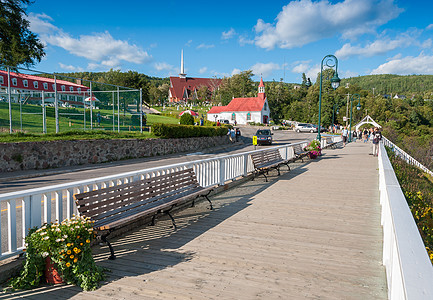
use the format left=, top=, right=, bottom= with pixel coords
left=0, top=136, right=230, bottom=173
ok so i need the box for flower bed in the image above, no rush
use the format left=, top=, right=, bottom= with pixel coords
left=7, top=216, right=105, bottom=291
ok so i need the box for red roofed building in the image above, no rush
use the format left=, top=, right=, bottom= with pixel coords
left=207, top=78, right=270, bottom=125
left=168, top=50, right=222, bottom=102
left=0, top=70, right=89, bottom=107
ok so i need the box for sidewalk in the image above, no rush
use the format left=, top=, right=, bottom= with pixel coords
left=1, top=141, right=387, bottom=299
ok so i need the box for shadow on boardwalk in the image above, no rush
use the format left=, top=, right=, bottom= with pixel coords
left=1, top=162, right=309, bottom=299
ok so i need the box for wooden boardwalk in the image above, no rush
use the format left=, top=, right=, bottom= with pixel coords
left=2, top=141, right=387, bottom=299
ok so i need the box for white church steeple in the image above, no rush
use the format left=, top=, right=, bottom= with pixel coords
left=179, top=49, right=186, bottom=79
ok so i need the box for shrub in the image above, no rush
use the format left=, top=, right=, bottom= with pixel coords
left=180, top=113, right=194, bottom=125
left=152, top=123, right=227, bottom=138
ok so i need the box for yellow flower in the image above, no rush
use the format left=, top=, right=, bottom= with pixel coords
left=67, top=250, right=71, bottom=255
left=77, top=236, right=80, bottom=239
left=66, top=262, right=71, bottom=267
left=73, top=247, right=78, bottom=253
left=86, top=239, right=90, bottom=243
left=70, top=255, right=74, bottom=259
left=74, top=258, right=78, bottom=263
left=80, top=243, right=83, bottom=246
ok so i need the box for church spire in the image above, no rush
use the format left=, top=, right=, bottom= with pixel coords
left=258, top=77, right=265, bottom=99
left=179, top=49, right=186, bottom=79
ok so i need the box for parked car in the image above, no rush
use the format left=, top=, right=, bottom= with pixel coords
left=255, top=129, right=273, bottom=145
left=313, top=124, right=327, bottom=133
left=218, top=119, right=230, bottom=124
left=294, top=123, right=317, bottom=133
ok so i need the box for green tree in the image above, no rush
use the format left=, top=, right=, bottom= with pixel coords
left=180, top=113, right=194, bottom=125
left=0, top=0, right=45, bottom=67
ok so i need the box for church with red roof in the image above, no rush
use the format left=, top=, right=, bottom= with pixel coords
left=168, top=50, right=222, bottom=102
left=207, top=78, right=270, bottom=125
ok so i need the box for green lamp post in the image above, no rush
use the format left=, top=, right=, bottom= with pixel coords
left=348, top=93, right=361, bottom=142
left=317, top=55, right=341, bottom=141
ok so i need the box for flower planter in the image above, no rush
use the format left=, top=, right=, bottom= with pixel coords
left=45, top=257, right=63, bottom=284
left=308, top=152, right=318, bottom=159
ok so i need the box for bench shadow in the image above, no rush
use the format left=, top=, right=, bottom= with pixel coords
left=0, top=162, right=310, bottom=299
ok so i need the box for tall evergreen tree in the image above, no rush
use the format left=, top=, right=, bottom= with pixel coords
left=0, top=0, right=45, bottom=68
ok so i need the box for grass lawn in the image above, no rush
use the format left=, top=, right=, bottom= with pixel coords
left=0, top=102, right=180, bottom=142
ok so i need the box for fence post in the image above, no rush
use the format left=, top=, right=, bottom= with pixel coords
left=7, top=66, right=12, bottom=134
left=220, top=158, right=226, bottom=185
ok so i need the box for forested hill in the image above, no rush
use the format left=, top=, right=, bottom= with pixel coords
left=341, top=74, right=433, bottom=95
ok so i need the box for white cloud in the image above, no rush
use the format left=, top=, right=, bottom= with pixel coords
left=231, top=68, right=241, bottom=76
left=28, top=13, right=152, bottom=70
left=239, top=35, right=254, bottom=46
left=250, top=62, right=281, bottom=78
left=254, top=0, right=403, bottom=50
left=197, top=43, right=215, bottom=49
left=59, top=63, right=84, bottom=72
left=427, top=24, right=433, bottom=30
left=371, top=53, right=433, bottom=75
left=291, top=61, right=319, bottom=82
left=199, top=67, right=208, bottom=74
left=154, top=62, right=174, bottom=72
left=222, top=28, right=236, bottom=40
left=335, top=35, right=414, bottom=59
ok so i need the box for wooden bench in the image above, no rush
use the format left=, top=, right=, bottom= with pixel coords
left=74, top=168, right=214, bottom=260
left=292, top=144, right=309, bottom=162
left=250, top=149, right=290, bottom=182
left=325, top=137, right=338, bottom=149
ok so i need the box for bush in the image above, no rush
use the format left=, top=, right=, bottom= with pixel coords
left=180, top=113, right=194, bottom=125
left=152, top=123, right=227, bottom=138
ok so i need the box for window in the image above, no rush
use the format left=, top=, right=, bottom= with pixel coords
left=43, top=82, right=48, bottom=90
left=23, top=80, right=28, bottom=87
left=33, top=81, right=38, bottom=88
left=264, top=102, right=268, bottom=111
left=231, top=112, right=236, bottom=120
left=61, top=85, right=65, bottom=92
left=246, top=112, right=251, bottom=121
left=0, top=76, right=3, bottom=84
left=12, top=78, right=17, bottom=86
left=69, top=86, right=74, bottom=92
left=52, top=84, right=55, bottom=91
left=77, top=88, right=81, bottom=93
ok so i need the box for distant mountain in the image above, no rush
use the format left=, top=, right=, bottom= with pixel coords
left=341, top=74, right=433, bottom=95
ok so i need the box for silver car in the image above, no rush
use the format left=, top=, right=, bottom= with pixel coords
left=294, top=123, right=318, bottom=133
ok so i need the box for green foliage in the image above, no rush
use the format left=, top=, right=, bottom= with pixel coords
left=179, top=113, right=194, bottom=125
left=6, top=216, right=106, bottom=291
left=0, top=0, right=45, bottom=67
left=216, top=70, right=256, bottom=105
left=386, top=147, right=433, bottom=263
left=152, top=123, right=227, bottom=138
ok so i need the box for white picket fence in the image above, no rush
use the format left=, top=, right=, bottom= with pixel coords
left=378, top=141, right=433, bottom=299
left=0, top=138, right=343, bottom=260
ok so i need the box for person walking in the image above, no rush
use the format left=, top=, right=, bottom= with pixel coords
left=372, top=127, right=382, bottom=156
left=341, top=126, right=349, bottom=147
left=363, top=128, right=369, bottom=143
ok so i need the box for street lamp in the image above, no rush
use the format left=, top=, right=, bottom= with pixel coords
left=317, top=55, right=340, bottom=141
left=348, top=93, right=361, bottom=142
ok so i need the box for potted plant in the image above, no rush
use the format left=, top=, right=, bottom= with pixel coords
left=7, top=215, right=105, bottom=291
left=304, top=139, right=322, bottom=159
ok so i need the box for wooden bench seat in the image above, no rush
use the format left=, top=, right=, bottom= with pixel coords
left=292, top=144, right=309, bottom=162
left=325, top=137, right=338, bottom=149
left=74, top=168, right=213, bottom=260
left=251, top=149, right=290, bottom=182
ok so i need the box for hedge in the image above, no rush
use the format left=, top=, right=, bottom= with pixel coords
left=152, top=123, right=228, bottom=138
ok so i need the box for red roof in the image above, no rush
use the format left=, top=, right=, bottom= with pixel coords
left=0, top=70, right=89, bottom=94
left=169, top=76, right=222, bottom=101
left=258, top=77, right=264, bottom=87
left=208, top=96, right=266, bottom=113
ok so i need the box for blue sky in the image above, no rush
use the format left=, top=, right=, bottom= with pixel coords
left=26, top=0, right=433, bottom=83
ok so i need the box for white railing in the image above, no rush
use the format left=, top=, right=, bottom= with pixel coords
left=382, top=136, right=433, bottom=177
left=0, top=140, right=315, bottom=260
left=378, top=142, right=433, bottom=299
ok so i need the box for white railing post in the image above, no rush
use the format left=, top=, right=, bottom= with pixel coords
left=7, top=199, right=17, bottom=253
